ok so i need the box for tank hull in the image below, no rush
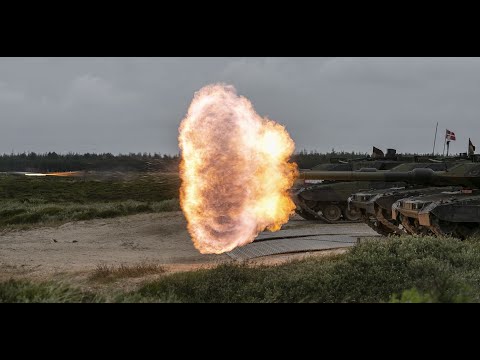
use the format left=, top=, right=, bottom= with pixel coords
left=392, top=191, right=480, bottom=238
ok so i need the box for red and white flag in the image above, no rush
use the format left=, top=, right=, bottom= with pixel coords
left=446, top=129, right=456, bottom=141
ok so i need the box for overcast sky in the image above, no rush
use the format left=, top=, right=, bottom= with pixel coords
left=0, top=57, right=479, bottom=155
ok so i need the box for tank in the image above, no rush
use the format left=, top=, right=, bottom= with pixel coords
left=293, top=160, right=463, bottom=223
left=349, top=186, right=461, bottom=236
left=293, top=172, right=406, bottom=222
left=391, top=190, right=480, bottom=238
left=298, top=162, right=480, bottom=239
left=347, top=162, right=462, bottom=235
left=293, top=147, right=419, bottom=222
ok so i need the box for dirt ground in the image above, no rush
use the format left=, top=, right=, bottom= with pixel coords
left=0, top=212, right=377, bottom=281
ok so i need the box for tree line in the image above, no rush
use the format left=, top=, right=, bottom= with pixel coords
left=1, top=149, right=433, bottom=172
left=0, top=152, right=180, bottom=172
left=292, top=149, right=369, bottom=169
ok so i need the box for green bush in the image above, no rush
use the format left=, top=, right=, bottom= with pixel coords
left=128, top=236, right=480, bottom=303
left=390, top=288, right=435, bottom=303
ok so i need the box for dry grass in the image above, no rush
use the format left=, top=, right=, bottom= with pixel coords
left=88, top=263, right=166, bottom=283
left=0, top=279, right=102, bottom=303
left=0, top=199, right=180, bottom=231
left=0, top=173, right=180, bottom=229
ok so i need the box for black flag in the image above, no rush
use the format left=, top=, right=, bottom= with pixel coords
left=372, top=146, right=384, bottom=159
left=469, top=138, right=476, bottom=156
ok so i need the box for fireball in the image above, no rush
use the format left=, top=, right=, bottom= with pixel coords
left=178, top=84, right=298, bottom=254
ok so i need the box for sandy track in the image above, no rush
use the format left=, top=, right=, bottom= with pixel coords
left=0, top=212, right=227, bottom=278
left=0, top=212, right=377, bottom=280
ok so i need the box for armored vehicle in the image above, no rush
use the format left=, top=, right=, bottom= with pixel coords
left=293, top=149, right=463, bottom=223
left=348, top=162, right=463, bottom=235
left=293, top=148, right=415, bottom=222
left=299, top=162, right=480, bottom=239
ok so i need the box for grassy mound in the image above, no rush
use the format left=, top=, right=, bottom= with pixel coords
left=121, top=236, right=480, bottom=303
left=0, top=173, right=180, bottom=228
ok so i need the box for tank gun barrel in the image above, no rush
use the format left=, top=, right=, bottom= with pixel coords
left=299, top=168, right=480, bottom=188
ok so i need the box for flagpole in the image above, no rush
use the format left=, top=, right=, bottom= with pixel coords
left=447, top=141, right=450, bottom=157
left=442, top=129, right=447, bottom=156
left=432, top=122, right=438, bottom=156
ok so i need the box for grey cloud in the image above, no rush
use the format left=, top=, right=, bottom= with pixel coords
left=64, top=74, right=139, bottom=107
left=0, top=81, right=25, bottom=104
left=0, top=57, right=479, bottom=156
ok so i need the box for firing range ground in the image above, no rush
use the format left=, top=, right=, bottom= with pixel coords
left=0, top=213, right=380, bottom=279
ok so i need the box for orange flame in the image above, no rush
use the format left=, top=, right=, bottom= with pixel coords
left=46, top=171, right=82, bottom=177
left=178, top=84, right=298, bottom=254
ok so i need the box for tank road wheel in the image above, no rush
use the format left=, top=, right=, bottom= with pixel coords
left=322, top=204, right=342, bottom=222
left=343, top=207, right=362, bottom=222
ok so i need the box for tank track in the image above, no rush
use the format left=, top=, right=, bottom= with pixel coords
left=400, top=215, right=435, bottom=236
left=427, top=218, right=480, bottom=239
left=295, top=197, right=361, bottom=224
left=427, top=220, right=447, bottom=237
left=375, top=207, right=404, bottom=235
left=361, top=215, right=395, bottom=237
left=400, top=216, right=419, bottom=235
